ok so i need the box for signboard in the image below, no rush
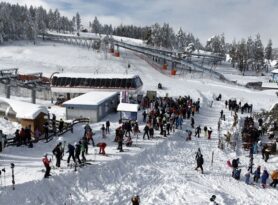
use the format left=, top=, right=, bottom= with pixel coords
left=146, top=90, right=157, bottom=101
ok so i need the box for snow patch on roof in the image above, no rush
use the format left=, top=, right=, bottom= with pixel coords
left=54, top=73, right=137, bottom=79
left=0, top=97, right=48, bottom=119
left=117, top=103, right=139, bottom=112
left=63, top=91, right=118, bottom=106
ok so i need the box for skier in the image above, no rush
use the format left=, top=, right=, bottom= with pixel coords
left=166, top=121, right=171, bottom=135
left=195, top=154, right=204, bottom=174
left=210, top=195, right=219, bottom=205
left=191, top=117, right=195, bottom=128
left=52, top=142, right=63, bottom=167
left=86, top=129, right=95, bottom=147
left=232, top=168, right=241, bottom=180
left=118, top=130, right=124, bottom=152
left=143, top=124, right=150, bottom=140
left=186, top=129, right=192, bottom=141
left=208, top=127, right=212, bottom=140
left=98, top=142, right=107, bottom=155
left=203, top=126, right=208, bottom=137
left=195, top=148, right=202, bottom=160
left=220, top=110, right=223, bottom=119
left=75, top=142, right=81, bottom=164
left=84, top=123, right=92, bottom=136
left=270, top=170, right=278, bottom=188
left=149, top=126, right=154, bottom=139
left=42, top=153, right=51, bottom=178
left=195, top=126, right=201, bottom=138
left=43, top=122, right=49, bottom=142
left=58, top=118, right=64, bottom=133
left=247, top=157, right=254, bottom=173
left=253, top=166, right=261, bottom=183
left=131, top=195, right=140, bottom=205
left=67, top=143, right=76, bottom=165
left=142, top=110, right=147, bottom=122
left=101, top=124, right=106, bottom=138
left=261, top=168, right=269, bottom=188
left=106, top=120, right=110, bottom=134
left=80, top=140, right=86, bottom=162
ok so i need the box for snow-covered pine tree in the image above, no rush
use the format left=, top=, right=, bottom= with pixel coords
left=76, top=12, right=81, bottom=33
left=265, top=39, right=273, bottom=61
left=254, top=34, right=264, bottom=71
left=91, top=16, right=102, bottom=34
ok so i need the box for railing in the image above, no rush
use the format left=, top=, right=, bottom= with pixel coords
left=5, top=118, right=89, bottom=147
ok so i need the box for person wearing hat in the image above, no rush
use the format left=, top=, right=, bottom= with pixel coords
left=270, top=169, right=278, bottom=188
left=131, top=195, right=140, bottom=205
left=42, top=153, right=51, bottom=178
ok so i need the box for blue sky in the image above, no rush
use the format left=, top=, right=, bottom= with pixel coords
left=4, top=0, right=278, bottom=46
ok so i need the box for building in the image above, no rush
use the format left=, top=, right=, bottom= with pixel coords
left=117, top=103, right=139, bottom=121
left=271, top=69, right=278, bottom=82
left=63, top=91, right=119, bottom=122
left=0, top=97, right=48, bottom=133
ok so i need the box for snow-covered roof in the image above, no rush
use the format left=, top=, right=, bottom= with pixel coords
left=63, top=91, right=118, bottom=106
left=271, top=69, right=278, bottom=74
left=54, top=73, right=137, bottom=79
left=261, top=82, right=278, bottom=89
left=0, top=97, right=48, bottom=120
left=117, top=103, right=139, bottom=112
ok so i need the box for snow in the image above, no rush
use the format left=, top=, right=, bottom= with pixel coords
left=0, top=97, right=48, bottom=120
left=54, top=72, right=137, bottom=79
left=117, top=103, right=139, bottom=112
left=271, top=69, right=278, bottom=74
left=261, top=82, right=278, bottom=89
left=0, top=41, right=278, bottom=205
left=63, top=91, right=118, bottom=106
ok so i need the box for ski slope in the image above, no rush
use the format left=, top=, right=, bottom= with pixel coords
left=0, top=42, right=278, bottom=205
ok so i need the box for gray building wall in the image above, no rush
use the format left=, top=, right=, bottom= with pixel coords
left=65, top=93, right=119, bottom=122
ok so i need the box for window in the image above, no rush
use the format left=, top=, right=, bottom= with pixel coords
left=121, top=79, right=127, bottom=88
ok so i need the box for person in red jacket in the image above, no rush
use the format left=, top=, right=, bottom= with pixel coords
left=42, top=153, right=51, bottom=178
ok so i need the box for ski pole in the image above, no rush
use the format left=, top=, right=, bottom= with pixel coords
left=2, top=168, right=6, bottom=189
left=10, top=163, right=15, bottom=190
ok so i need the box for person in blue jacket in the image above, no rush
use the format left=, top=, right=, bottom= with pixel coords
left=67, top=143, right=76, bottom=164
left=261, top=168, right=269, bottom=188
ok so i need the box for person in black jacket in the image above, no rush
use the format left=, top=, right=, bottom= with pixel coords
left=52, top=142, right=63, bottom=167
left=191, top=117, right=195, bottom=128
left=75, top=142, right=81, bottom=164
left=58, top=119, right=64, bottom=133
left=67, top=143, right=76, bottom=164
left=143, top=125, right=150, bottom=140
left=131, top=195, right=140, bottom=205
left=106, top=120, right=110, bottom=134
left=195, top=154, right=204, bottom=174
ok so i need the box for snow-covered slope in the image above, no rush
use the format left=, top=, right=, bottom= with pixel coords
left=0, top=42, right=277, bottom=205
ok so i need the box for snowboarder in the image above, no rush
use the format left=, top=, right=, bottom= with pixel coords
left=261, top=168, right=269, bottom=188
left=67, top=143, right=76, bottom=165
left=42, top=153, right=51, bottom=178
left=52, top=142, right=63, bottom=167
